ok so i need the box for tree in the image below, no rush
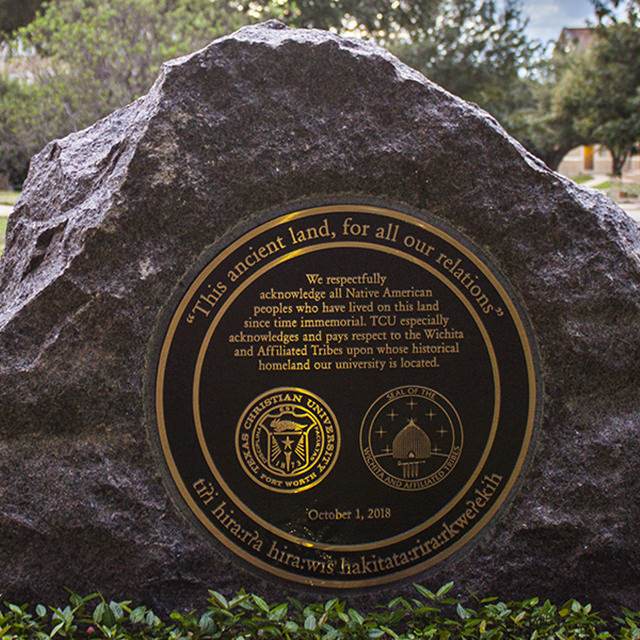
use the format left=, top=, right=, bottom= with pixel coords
left=501, top=51, right=586, bottom=171
left=0, top=76, right=34, bottom=182
left=382, top=0, right=551, bottom=166
left=502, top=84, right=581, bottom=171
left=387, top=0, right=539, bottom=107
left=0, top=0, right=253, bottom=185
left=276, top=0, right=442, bottom=41
left=278, top=0, right=540, bottom=78
left=592, top=0, right=639, bottom=24
left=553, top=21, right=640, bottom=176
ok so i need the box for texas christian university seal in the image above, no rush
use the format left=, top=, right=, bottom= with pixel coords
left=236, top=388, right=340, bottom=493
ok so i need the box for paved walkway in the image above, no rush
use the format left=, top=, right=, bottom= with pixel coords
left=620, top=201, right=640, bottom=222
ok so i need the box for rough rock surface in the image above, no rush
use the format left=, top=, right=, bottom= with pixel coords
left=1, top=21, right=639, bottom=613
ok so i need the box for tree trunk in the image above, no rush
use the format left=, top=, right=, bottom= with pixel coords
left=611, top=151, right=627, bottom=178
left=539, top=144, right=577, bottom=173
left=544, top=149, right=570, bottom=172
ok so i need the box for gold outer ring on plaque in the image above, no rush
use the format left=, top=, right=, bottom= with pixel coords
left=154, top=204, right=539, bottom=588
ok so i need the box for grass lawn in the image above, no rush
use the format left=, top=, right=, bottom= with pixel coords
left=569, top=173, right=595, bottom=184
left=0, top=190, right=19, bottom=206
left=592, top=180, right=614, bottom=190
left=0, top=215, right=7, bottom=255
left=0, top=192, right=15, bottom=254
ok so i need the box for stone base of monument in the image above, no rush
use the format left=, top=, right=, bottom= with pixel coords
left=0, top=21, right=638, bottom=613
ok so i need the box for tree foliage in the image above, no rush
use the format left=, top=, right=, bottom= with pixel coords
left=0, top=76, right=33, bottom=183
left=552, top=20, right=640, bottom=175
left=0, top=0, right=546, bottom=186
left=592, top=0, right=639, bottom=24
left=501, top=51, right=586, bottom=171
left=388, top=0, right=539, bottom=107
left=0, top=0, right=254, bottom=184
left=280, top=0, right=542, bottom=116
left=276, top=0, right=442, bottom=40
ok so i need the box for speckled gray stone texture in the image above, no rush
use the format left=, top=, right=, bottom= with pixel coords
left=0, top=20, right=639, bottom=613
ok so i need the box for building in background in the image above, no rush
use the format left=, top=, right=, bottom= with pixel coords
left=558, top=145, right=637, bottom=175
left=557, top=27, right=597, bottom=52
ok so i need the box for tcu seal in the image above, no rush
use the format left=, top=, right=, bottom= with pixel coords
left=236, top=388, right=340, bottom=493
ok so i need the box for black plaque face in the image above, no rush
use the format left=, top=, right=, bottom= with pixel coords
left=150, top=203, right=540, bottom=588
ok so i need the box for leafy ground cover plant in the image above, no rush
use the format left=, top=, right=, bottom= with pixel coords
left=1, top=583, right=639, bottom=640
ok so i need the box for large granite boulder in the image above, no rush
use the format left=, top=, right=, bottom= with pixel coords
left=1, top=21, right=639, bottom=612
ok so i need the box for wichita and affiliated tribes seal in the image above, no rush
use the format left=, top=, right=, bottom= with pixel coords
left=361, top=386, right=463, bottom=491
left=149, top=201, right=541, bottom=588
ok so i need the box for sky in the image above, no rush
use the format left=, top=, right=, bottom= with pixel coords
left=519, top=0, right=599, bottom=43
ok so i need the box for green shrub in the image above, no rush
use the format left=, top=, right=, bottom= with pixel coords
left=0, top=584, right=638, bottom=640
left=619, top=183, right=640, bottom=198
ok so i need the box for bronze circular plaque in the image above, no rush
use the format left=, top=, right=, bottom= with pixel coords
left=150, top=202, right=540, bottom=588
